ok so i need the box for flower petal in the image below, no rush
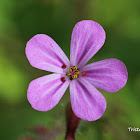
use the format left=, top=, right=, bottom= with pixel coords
left=27, top=74, right=70, bottom=111
left=70, top=20, right=105, bottom=68
left=26, top=34, right=70, bottom=73
left=69, top=77, right=107, bottom=121
left=80, top=58, right=128, bottom=93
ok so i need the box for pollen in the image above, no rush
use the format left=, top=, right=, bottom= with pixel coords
left=82, top=71, right=86, bottom=76
left=62, top=64, right=67, bottom=69
left=67, top=66, right=79, bottom=80
left=61, top=77, right=66, bottom=82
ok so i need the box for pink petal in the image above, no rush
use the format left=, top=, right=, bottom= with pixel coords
left=69, top=77, right=107, bottom=121
left=27, top=74, right=70, bottom=111
left=70, top=20, right=105, bottom=68
left=26, top=34, right=70, bottom=73
left=80, top=58, right=128, bottom=93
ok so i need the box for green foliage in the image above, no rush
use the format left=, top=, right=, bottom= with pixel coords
left=0, top=47, right=28, bottom=103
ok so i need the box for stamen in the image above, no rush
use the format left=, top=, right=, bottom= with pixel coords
left=67, top=72, right=71, bottom=76
left=82, top=71, right=86, bottom=76
left=61, top=77, right=66, bottom=82
left=69, top=67, right=73, bottom=72
left=62, top=64, right=67, bottom=69
left=72, top=66, right=77, bottom=70
left=67, top=66, right=79, bottom=80
left=75, top=70, right=79, bottom=74
left=72, top=74, right=78, bottom=79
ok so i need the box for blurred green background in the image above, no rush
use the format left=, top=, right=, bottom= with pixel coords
left=0, top=0, right=140, bottom=140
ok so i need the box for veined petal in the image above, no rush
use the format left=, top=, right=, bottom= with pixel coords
left=70, top=20, right=105, bottom=68
left=26, top=34, right=70, bottom=73
left=80, top=58, right=128, bottom=93
left=70, top=77, right=107, bottom=121
left=27, top=74, right=70, bottom=111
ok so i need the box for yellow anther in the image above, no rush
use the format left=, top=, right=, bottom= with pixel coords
left=72, top=66, right=77, bottom=70
left=67, top=72, right=71, bottom=76
left=75, top=74, right=78, bottom=78
left=72, top=74, right=78, bottom=79
left=69, top=67, right=73, bottom=72
left=75, top=70, right=79, bottom=74
left=67, top=66, right=79, bottom=80
left=72, top=75, right=75, bottom=79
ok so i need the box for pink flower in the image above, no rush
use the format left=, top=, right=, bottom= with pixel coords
left=25, top=20, right=128, bottom=121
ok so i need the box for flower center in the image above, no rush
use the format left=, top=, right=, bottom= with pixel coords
left=67, top=66, right=80, bottom=80
left=61, top=64, right=86, bottom=82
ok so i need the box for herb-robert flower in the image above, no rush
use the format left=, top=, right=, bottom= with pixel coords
left=26, top=20, right=128, bottom=121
